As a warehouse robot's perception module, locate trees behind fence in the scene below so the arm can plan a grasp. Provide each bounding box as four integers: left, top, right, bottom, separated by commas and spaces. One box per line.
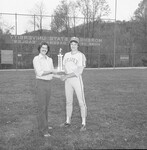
0, 0, 147, 69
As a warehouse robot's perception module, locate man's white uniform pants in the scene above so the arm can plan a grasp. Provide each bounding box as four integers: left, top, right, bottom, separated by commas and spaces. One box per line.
65, 76, 87, 120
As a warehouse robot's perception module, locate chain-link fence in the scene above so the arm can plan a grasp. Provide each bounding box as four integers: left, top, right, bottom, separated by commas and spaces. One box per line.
0, 12, 146, 69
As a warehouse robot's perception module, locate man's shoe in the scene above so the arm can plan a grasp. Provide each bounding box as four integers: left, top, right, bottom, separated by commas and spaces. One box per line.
60, 122, 71, 127
80, 124, 86, 131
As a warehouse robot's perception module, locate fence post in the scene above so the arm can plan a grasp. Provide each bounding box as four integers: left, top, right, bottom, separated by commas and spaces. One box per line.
98, 47, 100, 68
34, 14, 36, 31
132, 53, 134, 67
15, 13, 18, 70
15, 13, 17, 35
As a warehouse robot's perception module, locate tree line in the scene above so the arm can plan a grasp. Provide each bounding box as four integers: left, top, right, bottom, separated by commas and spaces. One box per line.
0, 0, 147, 68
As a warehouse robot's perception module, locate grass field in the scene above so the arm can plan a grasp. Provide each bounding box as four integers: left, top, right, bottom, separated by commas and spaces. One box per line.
0, 68, 147, 150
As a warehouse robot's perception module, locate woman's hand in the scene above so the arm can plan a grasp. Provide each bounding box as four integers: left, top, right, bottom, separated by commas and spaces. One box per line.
52, 69, 59, 74
60, 75, 67, 81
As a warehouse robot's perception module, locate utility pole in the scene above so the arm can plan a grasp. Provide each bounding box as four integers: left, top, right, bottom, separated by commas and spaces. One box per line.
113, 0, 117, 68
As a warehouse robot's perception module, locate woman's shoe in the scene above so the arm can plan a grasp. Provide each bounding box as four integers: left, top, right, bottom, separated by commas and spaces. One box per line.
44, 132, 51, 137
48, 126, 53, 130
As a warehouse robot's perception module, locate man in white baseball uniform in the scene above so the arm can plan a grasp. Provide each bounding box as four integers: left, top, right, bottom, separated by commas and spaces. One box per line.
60, 37, 87, 131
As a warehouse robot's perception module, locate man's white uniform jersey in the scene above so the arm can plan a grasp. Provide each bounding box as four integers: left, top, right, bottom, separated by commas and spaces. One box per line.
63, 51, 86, 76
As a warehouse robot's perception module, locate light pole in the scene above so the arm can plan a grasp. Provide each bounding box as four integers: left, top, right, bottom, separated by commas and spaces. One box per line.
15, 13, 18, 70
113, 0, 117, 68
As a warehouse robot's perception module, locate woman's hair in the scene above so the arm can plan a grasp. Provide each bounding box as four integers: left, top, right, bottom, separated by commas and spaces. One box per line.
38, 42, 50, 54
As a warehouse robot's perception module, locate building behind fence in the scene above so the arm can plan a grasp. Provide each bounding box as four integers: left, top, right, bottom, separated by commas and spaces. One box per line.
0, 13, 146, 69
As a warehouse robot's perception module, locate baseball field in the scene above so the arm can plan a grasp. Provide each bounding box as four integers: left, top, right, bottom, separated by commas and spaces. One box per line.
0, 68, 147, 149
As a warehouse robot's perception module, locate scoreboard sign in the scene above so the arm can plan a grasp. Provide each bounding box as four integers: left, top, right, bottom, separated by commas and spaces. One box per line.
5, 35, 102, 46
1, 50, 13, 64
120, 55, 129, 61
